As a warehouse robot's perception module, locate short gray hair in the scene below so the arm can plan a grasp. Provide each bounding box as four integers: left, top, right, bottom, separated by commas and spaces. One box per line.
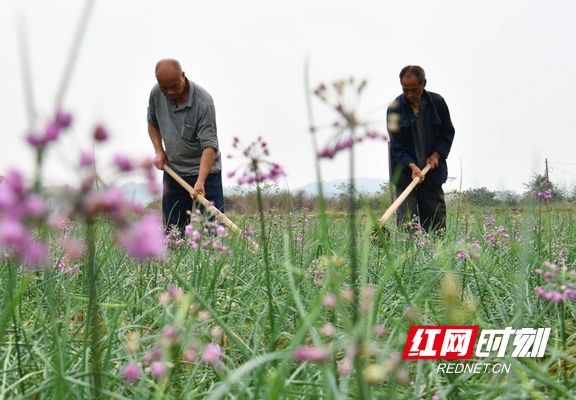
399, 65, 426, 84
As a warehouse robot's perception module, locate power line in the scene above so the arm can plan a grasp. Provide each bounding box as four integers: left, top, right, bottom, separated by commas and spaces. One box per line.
550, 167, 576, 177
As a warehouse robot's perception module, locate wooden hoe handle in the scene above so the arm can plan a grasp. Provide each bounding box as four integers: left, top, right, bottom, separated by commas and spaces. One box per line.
378, 163, 432, 224
163, 164, 259, 252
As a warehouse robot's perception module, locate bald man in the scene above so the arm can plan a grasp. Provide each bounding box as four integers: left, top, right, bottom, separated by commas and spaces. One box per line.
147, 59, 224, 232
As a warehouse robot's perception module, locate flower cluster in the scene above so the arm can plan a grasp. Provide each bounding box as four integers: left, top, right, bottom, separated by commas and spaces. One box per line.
227, 136, 286, 186
0, 170, 49, 265
120, 285, 225, 384
533, 188, 553, 200
25, 109, 73, 149
456, 238, 482, 260
482, 225, 511, 251
2, 109, 165, 266
534, 261, 576, 304
164, 212, 232, 256
293, 283, 407, 385
313, 78, 388, 160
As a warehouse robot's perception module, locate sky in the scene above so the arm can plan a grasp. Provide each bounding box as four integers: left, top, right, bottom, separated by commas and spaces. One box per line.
2, 0, 576, 195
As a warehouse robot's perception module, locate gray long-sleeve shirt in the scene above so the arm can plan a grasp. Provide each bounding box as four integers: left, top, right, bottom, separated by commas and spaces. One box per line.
147, 79, 221, 176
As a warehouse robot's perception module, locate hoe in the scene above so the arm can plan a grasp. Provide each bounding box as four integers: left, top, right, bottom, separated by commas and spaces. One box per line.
163, 164, 260, 252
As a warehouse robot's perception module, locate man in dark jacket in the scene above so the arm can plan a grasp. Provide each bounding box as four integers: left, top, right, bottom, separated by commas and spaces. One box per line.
387, 65, 455, 232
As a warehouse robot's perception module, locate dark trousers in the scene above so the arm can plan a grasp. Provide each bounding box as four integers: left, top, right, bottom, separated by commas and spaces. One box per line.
396, 179, 446, 232
162, 171, 225, 232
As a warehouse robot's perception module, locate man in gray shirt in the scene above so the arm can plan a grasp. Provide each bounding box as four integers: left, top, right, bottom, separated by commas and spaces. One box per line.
147, 58, 224, 232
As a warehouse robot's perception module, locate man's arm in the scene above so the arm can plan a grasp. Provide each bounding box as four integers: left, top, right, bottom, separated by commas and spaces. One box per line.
193, 147, 216, 198
148, 122, 167, 170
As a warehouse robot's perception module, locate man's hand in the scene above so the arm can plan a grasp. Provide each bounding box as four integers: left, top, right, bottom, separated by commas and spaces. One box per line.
153, 150, 168, 170
426, 151, 441, 170
191, 181, 206, 200
409, 163, 425, 183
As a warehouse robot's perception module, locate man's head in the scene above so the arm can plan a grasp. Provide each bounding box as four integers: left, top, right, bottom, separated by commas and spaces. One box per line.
399, 65, 426, 106
155, 59, 187, 102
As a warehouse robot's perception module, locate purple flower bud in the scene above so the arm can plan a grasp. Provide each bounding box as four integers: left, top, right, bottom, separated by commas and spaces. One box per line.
150, 361, 166, 380
143, 348, 162, 364
162, 325, 178, 341
25, 133, 45, 148
293, 346, 331, 363
121, 362, 141, 383
80, 150, 95, 167
114, 154, 134, 171
201, 343, 222, 366
93, 124, 109, 142
322, 293, 337, 309
564, 288, 576, 300
43, 123, 61, 142
55, 109, 73, 128
184, 348, 197, 362
118, 213, 164, 260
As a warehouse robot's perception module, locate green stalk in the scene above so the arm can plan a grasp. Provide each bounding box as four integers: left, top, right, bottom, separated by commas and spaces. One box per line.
256, 179, 276, 350
303, 58, 329, 244
84, 220, 102, 398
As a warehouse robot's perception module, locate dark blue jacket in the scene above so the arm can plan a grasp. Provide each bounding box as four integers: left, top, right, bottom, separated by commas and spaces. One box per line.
387, 90, 455, 187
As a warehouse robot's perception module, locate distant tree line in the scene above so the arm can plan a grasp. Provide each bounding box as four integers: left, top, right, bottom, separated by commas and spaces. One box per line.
218, 174, 576, 214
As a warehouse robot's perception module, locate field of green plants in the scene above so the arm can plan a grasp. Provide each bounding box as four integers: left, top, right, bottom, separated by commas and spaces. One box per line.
2, 4, 575, 396
2, 163, 576, 399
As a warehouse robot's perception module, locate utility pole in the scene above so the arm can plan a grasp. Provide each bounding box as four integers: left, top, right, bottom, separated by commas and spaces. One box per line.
545, 158, 549, 180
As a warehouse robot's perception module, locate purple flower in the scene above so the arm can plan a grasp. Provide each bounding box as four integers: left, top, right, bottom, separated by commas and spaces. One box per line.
79, 150, 95, 167
322, 293, 337, 309
184, 348, 197, 362
201, 343, 222, 366
93, 124, 109, 142
227, 137, 286, 186
150, 361, 166, 380
543, 271, 554, 281
121, 362, 141, 383
114, 154, 134, 171
162, 325, 178, 341
55, 109, 73, 127
293, 346, 331, 363
457, 250, 468, 260
24, 109, 73, 148
118, 213, 165, 260
143, 348, 163, 364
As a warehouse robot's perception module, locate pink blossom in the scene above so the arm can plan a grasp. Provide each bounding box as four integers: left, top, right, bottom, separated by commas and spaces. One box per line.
121, 362, 141, 383
114, 154, 134, 171
184, 348, 197, 362
118, 213, 165, 260
201, 343, 222, 366
0, 218, 28, 246
79, 150, 95, 167
162, 325, 178, 341
320, 324, 336, 337
293, 346, 331, 363
150, 362, 166, 380
93, 124, 109, 141
322, 293, 337, 309
55, 109, 73, 127
22, 241, 48, 265
216, 225, 226, 236
143, 348, 162, 364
